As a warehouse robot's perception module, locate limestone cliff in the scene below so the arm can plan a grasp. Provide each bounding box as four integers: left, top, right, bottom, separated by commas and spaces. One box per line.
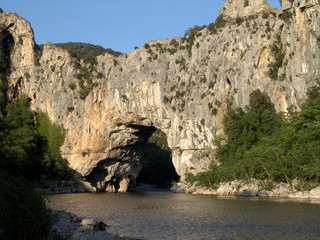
1, 0, 320, 192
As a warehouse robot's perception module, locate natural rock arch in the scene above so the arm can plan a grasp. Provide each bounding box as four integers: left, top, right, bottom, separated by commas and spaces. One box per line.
2, 0, 320, 192
85, 124, 157, 192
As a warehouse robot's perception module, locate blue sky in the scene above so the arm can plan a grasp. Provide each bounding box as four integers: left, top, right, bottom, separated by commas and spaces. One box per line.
2, 0, 281, 53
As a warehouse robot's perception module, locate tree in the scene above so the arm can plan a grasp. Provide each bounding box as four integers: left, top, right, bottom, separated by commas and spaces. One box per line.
187, 85, 320, 189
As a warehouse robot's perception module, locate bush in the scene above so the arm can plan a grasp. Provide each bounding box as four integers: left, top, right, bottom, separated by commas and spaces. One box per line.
143, 43, 150, 49
235, 17, 244, 26
34, 44, 43, 66
267, 34, 285, 80
280, 10, 293, 24
215, 14, 227, 29
262, 11, 269, 19
75, 66, 95, 100
68, 82, 76, 90
170, 39, 179, 48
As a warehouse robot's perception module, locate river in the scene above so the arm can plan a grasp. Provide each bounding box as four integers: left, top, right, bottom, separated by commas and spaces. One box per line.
47, 191, 320, 239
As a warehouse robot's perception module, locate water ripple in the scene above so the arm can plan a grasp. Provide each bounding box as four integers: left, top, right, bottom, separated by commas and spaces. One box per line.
47, 192, 320, 239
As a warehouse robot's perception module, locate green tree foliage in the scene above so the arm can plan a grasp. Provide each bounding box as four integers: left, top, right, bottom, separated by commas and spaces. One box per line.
1, 95, 44, 179
36, 112, 75, 180
280, 10, 293, 24
0, 94, 75, 180
54, 42, 122, 64
188, 86, 320, 189
137, 130, 179, 187
267, 34, 285, 80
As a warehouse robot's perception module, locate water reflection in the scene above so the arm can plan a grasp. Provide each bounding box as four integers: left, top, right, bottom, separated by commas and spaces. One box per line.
47, 192, 320, 239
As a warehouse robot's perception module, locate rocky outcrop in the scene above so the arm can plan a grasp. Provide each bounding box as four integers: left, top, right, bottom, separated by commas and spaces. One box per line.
51, 210, 135, 240
172, 180, 320, 199
1, 0, 320, 192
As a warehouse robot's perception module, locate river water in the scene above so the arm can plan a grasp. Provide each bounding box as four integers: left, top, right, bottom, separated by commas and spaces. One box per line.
47, 191, 320, 239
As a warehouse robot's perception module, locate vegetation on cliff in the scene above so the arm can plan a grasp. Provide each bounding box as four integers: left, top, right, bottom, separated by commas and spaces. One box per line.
0, 95, 75, 239
54, 42, 122, 64
187, 83, 320, 190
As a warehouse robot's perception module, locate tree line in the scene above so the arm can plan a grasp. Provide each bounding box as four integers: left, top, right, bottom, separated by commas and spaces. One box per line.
188, 83, 320, 191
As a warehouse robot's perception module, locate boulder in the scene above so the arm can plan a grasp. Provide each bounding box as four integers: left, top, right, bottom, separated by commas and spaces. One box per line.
310, 187, 320, 199
241, 189, 258, 197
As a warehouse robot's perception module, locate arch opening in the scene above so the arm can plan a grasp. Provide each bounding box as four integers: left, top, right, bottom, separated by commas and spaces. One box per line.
136, 129, 180, 190
84, 125, 179, 193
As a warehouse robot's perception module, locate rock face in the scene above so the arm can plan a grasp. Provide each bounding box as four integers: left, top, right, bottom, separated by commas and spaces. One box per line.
1, 0, 320, 192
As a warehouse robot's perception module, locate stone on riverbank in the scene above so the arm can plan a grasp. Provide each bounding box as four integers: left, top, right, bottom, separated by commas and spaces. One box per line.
310, 187, 320, 199
172, 180, 320, 200
51, 210, 132, 240
171, 182, 217, 195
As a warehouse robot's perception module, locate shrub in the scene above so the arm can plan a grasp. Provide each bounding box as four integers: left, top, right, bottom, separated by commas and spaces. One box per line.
170, 39, 179, 48
34, 45, 43, 66
211, 108, 218, 116
280, 10, 293, 24
235, 17, 244, 26
68, 82, 76, 90
267, 34, 285, 80
143, 43, 150, 49
167, 48, 177, 55
96, 72, 104, 79
200, 75, 207, 83
262, 11, 269, 19
215, 14, 227, 29
75, 66, 95, 99
163, 96, 169, 104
